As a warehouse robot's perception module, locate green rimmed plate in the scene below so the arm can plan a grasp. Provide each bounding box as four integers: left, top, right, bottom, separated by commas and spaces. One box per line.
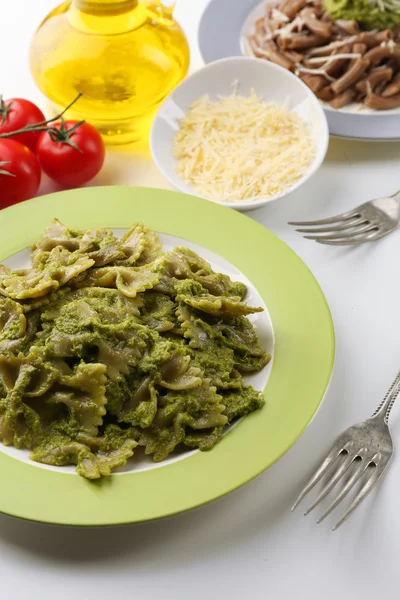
0, 186, 334, 526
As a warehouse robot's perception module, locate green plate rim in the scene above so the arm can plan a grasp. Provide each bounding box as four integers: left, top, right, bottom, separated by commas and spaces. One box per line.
0, 186, 335, 526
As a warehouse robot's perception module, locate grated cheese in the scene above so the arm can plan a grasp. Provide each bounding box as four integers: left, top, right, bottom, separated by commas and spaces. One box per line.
276, 17, 305, 38
271, 8, 290, 23
307, 37, 358, 56
172, 91, 316, 203
306, 53, 362, 63
295, 65, 335, 81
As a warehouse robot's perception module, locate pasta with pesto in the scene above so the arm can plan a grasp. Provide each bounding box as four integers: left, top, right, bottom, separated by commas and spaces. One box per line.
0, 220, 270, 479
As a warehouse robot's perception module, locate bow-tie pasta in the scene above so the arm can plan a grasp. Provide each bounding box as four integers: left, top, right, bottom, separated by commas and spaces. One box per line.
0, 220, 270, 479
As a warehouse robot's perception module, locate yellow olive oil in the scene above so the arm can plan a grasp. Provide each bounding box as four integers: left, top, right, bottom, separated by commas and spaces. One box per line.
30, 0, 190, 144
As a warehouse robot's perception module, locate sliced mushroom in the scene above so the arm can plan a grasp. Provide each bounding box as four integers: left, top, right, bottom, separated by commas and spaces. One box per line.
361, 30, 393, 50
352, 43, 367, 55
321, 10, 332, 22
299, 73, 327, 92
245, 0, 400, 113
364, 46, 400, 67
355, 67, 393, 94
375, 80, 388, 95
331, 58, 370, 95
335, 19, 359, 35
365, 92, 400, 109
325, 43, 353, 76
248, 38, 294, 70
284, 49, 304, 63
302, 14, 332, 39
381, 71, 400, 97
393, 23, 400, 42
280, 33, 326, 50
317, 86, 334, 101
330, 88, 356, 109
280, 0, 308, 20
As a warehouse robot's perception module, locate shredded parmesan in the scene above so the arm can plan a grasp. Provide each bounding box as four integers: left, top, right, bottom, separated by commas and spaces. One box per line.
172, 91, 315, 204
271, 8, 290, 23
295, 65, 335, 81
307, 37, 358, 56
276, 17, 305, 38
380, 40, 398, 49
305, 53, 362, 63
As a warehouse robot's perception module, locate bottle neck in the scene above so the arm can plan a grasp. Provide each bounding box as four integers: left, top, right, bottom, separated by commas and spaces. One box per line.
73, 0, 138, 15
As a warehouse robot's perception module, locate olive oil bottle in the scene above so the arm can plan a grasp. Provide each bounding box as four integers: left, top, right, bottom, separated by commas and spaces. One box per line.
30, 0, 190, 144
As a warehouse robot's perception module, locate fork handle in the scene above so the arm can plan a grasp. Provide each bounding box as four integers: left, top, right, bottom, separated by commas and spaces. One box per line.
372, 369, 400, 424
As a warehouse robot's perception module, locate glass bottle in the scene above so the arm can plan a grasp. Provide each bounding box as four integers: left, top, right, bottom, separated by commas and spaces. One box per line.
29, 0, 190, 144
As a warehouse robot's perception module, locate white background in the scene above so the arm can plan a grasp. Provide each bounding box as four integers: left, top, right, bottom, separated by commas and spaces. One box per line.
2, 1, 400, 599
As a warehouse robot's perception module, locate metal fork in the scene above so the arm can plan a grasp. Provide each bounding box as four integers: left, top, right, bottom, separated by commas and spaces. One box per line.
292, 369, 400, 529
289, 191, 400, 245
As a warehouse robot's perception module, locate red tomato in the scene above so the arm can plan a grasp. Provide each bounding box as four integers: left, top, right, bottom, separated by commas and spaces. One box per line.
36, 121, 105, 187
0, 139, 41, 209
0, 98, 45, 153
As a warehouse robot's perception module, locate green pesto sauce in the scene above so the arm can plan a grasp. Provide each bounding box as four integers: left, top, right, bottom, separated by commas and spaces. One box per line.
324, 0, 400, 30
0, 220, 268, 479
0, 318, 22, 341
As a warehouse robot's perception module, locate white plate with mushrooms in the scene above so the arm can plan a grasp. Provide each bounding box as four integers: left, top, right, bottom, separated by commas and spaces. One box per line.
198, 0, 400, 140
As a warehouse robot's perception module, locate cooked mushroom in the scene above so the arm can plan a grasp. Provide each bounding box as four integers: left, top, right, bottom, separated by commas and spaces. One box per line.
325, 44, 353, 75
330, 88, 356, 108
393, 23, 400, 42
335, 19, 359, 35
331, 58, 370, 95
302, 13, 332, 39
356, 67, 393, 94
299, 73, 327, 92
284, 49, 304, 62
352, 43, 367, 55
280, 0, 308, 20
364, 46, 400, 67
381, 71, 400, 97
365, 92, 400, 109
317, 86, 334, 101
248, 37, 294, 70
246, 0, 400, 110
361, 30, 393, 49
280, 33, 326, 50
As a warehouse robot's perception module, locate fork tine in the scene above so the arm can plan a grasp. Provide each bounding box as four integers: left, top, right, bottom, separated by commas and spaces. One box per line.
304, 224, 378, 242
291, 445, 345, 511
314, 230, 383, 246
303, 452, 355, 515
317, 460, 370, 524
288, 209, 360, 227
295, 218, 367, 234
333, 457, 391, 530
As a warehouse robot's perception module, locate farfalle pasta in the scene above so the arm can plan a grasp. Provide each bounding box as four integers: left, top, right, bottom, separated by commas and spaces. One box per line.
0, 220, 270, 479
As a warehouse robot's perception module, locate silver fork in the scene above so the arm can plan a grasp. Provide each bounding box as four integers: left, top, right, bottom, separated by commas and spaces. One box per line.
289, 191, 400, 245
292, 369, 400, 529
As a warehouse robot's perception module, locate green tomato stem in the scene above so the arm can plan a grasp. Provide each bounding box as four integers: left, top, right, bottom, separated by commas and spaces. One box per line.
0, 92, 84, 140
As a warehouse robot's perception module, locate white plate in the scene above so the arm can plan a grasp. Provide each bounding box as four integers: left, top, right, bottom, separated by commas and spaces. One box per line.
198, 0, 400, 140
150, 57, 328, 212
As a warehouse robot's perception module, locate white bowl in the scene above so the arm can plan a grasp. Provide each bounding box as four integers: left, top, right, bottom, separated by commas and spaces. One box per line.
150, 57, 329, 212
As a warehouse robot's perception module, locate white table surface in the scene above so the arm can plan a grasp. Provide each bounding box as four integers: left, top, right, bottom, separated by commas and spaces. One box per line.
2, 1, 400, 599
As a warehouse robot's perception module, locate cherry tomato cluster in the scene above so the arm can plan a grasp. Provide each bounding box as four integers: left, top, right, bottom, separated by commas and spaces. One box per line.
0, 95, 105, 210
